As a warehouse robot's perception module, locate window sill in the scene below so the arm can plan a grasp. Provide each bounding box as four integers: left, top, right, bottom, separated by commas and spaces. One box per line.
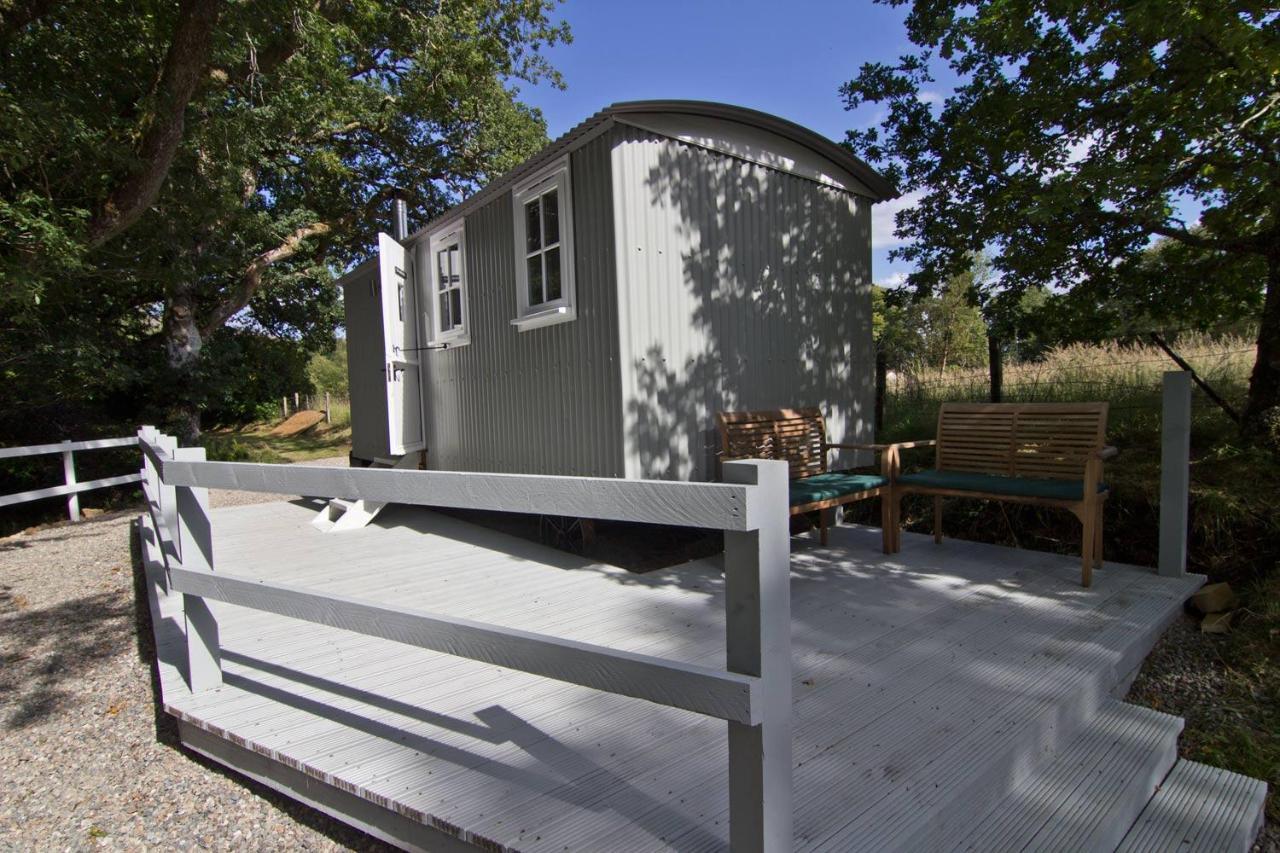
510, 304, 576, 332
426, 334, 471, 350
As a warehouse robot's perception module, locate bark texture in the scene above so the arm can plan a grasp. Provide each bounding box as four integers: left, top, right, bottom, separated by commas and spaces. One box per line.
1242, 253, 1280, 445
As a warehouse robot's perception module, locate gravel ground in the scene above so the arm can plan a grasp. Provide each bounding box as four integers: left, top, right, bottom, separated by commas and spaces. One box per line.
1127, 613, 1276, 853
0, 465, 392, 851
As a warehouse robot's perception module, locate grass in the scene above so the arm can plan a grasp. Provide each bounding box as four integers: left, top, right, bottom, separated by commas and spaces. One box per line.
203, 400, 351, 464
874, 333, 1278, 827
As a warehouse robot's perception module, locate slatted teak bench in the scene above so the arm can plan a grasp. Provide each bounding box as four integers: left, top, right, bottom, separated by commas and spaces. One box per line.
888, 402, 1118, 586
717, 407, 892, 551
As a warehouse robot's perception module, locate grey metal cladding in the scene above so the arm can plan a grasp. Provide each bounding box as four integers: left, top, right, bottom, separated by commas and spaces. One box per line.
610, 123, 876, 481
421, 131, 624, 477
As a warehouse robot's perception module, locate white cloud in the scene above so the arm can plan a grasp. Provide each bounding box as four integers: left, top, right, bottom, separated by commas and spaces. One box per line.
916, 90, 944, 106
876, 271, 909, 289
871, 189, 922, 249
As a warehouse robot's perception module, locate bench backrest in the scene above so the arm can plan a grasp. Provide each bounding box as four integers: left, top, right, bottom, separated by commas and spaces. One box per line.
936, 402, 1108, 479
717, 407, 827, 481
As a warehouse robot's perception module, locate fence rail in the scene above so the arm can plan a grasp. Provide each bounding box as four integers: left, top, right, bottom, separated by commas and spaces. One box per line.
135, 426, 794, 852
0, 435, 141, 519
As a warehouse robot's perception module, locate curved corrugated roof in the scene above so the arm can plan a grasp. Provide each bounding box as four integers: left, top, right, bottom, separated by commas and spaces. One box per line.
409, 99, 897, 241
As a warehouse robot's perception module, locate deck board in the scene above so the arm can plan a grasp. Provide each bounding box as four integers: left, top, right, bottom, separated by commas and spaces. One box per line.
140, 500, 1202, 851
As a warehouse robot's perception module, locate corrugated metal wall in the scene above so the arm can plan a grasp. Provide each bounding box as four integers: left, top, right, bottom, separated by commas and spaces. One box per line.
610, 123, 876, 481
420, 133, 625, 476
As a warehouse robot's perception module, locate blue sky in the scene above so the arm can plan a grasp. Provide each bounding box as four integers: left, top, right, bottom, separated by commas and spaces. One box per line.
519, 0, 925, 288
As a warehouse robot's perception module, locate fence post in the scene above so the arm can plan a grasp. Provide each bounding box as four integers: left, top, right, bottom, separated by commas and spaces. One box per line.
1159, 371, 1192, 577
60, 439, 80, 521
157, 434, 178, 550
173, 445, 221, 692
325, 391, 331, 423
722, 459, 792, 853
138, 426, 157, 499
282, 396, 288, 419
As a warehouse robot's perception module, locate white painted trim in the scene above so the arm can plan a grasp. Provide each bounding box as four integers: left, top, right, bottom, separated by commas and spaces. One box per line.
157, 458, 756, 530
423, 218, 471, 348
167, 565, 760, 723
512, 157, 576, 328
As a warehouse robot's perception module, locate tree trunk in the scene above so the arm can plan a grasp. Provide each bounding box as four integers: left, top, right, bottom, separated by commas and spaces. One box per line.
1242, 252, 1280, 445
162, 282, 204, 443
988, 333, 1003, 403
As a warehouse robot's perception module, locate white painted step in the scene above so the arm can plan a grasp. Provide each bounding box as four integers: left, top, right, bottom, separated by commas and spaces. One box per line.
1117, 759, 1267, 853
309, 455, 417, 532
949, 700, 1181, 852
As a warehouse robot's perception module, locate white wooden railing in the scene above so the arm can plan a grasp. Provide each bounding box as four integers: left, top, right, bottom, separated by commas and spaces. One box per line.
136, 425, 794, 852
0, 436, 143, 520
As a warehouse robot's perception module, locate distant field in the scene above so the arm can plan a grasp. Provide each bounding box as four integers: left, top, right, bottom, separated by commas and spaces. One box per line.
203, 399, 351, 464
882, 333, 1256, 444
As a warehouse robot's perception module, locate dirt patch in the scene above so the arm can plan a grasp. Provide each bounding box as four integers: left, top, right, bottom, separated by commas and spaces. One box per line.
269, 410, 326, 437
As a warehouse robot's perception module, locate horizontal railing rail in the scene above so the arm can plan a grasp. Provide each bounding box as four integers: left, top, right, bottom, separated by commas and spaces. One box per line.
135, 425, 793, 852
1, 435, 142, 520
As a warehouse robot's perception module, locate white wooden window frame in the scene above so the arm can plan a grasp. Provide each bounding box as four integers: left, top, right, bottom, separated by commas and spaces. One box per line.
425, 220, 470, 347
511, 159, 576, 331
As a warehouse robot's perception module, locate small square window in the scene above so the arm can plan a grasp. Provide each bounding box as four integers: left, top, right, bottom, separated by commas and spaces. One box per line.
424, 221, 469, 346
512, 160, 575, 331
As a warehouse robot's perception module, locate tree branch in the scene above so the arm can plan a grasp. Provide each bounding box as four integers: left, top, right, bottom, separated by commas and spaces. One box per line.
86, 0, 223, 249
202, 219, 334, 335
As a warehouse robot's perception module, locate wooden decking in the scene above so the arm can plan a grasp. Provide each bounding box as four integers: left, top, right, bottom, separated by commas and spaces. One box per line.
137, 500, 1264, 852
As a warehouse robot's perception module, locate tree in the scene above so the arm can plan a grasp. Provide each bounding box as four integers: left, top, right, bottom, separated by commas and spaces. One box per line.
0, 0, 567, 439
842, 1, 1279, 440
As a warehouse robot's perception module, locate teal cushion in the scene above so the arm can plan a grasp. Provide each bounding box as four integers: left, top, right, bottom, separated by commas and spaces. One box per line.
789, 472, 888, 506
897, 470, 1107, 501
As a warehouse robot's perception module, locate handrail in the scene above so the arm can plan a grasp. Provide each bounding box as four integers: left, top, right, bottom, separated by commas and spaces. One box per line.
0, 434, 142, 520
136, 425, 794, 851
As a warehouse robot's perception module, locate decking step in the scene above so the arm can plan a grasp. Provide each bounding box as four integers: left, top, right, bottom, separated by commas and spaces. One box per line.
1117, 759, 1267, 853
949, 700, 1181, 852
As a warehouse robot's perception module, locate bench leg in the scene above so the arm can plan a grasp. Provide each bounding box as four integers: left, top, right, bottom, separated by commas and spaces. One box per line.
819, 509, 829, 546
932, 497, 943, 545
1080, 503, 1096, 587
1094, 503, 1104, 570
891, 491, 903, 553
879, 493, 893, 554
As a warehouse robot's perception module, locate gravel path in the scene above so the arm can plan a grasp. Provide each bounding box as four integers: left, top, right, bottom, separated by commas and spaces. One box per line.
0, 476, 391, 851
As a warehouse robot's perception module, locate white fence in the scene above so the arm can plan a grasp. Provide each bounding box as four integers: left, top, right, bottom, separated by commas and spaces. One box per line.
0, 436, 142, 520
136, 425, 794, 852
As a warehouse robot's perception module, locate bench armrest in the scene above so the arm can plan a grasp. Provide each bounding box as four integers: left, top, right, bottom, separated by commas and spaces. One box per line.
887, 439, 937, 451
822, 442, 891, 452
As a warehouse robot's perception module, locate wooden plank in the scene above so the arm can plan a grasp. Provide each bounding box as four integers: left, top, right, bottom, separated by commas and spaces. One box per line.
166, 566, 760, 724
0, 472, 142, 508
159, 459, 755, 530
0, 435, 137, 459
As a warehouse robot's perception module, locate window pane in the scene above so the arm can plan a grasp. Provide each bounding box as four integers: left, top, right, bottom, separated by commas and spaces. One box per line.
439, 293, 452, 330
449, 246, 460, 283
450, 289, 462, 328
527, 254, 543, 305
543, 189, 559, 246
437, 250, 447, 292
545, 246, 561, 302
525, 200, 541, 253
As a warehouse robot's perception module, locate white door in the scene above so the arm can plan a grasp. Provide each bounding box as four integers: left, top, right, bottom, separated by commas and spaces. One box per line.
377, 232, 425, 454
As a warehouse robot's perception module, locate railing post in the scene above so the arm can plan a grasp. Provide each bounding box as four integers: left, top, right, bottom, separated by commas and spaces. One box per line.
1159, 371, 1192, 577
174, 445, 221, 692
721, 459, 792, 852
157, 434, 179, 546
61, 440, 80, 521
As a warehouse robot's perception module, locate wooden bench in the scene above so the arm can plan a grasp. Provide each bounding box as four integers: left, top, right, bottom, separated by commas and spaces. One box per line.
888, 402, 1118, 586
717, 407, 892, 552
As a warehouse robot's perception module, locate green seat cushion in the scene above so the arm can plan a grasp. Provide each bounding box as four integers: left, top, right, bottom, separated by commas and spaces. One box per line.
897, 470, 1107, 501
789, 472, 888, 506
